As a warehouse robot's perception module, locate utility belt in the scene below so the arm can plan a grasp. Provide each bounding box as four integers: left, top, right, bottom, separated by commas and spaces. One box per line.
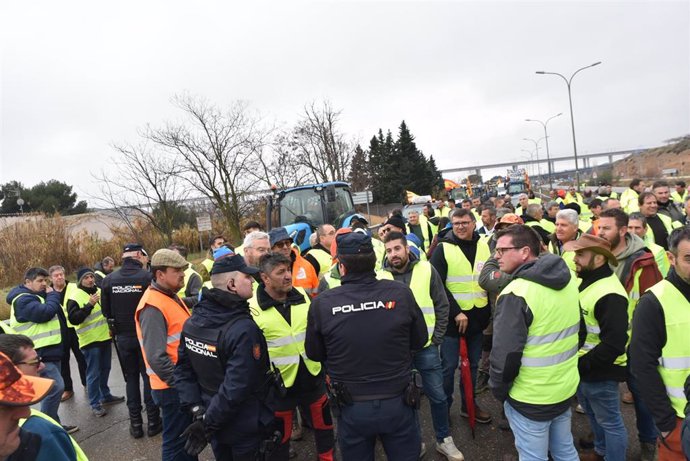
327, 370, 423, 417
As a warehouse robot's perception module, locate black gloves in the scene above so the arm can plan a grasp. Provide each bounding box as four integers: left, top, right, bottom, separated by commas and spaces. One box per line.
181, 405, 209, 457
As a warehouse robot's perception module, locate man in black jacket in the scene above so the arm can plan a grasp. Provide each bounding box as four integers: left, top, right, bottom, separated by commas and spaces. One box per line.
175, 254, 275, 460
564, 234, 629, 461
100, 243, 161, 438
305, 232, 427, 461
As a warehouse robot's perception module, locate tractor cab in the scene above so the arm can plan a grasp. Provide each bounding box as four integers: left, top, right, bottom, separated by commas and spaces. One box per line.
266, 181, 356, 252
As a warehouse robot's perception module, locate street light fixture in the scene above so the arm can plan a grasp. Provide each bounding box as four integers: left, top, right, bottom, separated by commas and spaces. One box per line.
525, 113, 562, 190
536, 61, 601, 192
522, 137, 546, 184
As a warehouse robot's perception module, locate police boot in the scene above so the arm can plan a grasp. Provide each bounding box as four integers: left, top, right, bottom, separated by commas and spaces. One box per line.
129, 413, 144, 439
147, 411, 162, 437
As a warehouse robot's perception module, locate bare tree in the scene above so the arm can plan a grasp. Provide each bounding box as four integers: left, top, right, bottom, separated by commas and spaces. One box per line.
146, 95, 267, 240
93, 142, 189, 244
290, 100, 354, 184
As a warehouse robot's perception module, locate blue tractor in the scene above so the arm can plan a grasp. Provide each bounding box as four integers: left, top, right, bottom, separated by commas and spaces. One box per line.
265, 181, 357, 253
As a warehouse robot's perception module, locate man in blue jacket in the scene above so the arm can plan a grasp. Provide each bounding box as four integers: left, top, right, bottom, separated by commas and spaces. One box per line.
6, 267, 77, 432
175, 254, 275, 460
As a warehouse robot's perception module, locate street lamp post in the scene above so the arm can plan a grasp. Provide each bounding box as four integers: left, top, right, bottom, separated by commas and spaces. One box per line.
525, 113, 562, 191
521, 149, 535, 177
536, 61, 601, 192
523, 137, 545, 184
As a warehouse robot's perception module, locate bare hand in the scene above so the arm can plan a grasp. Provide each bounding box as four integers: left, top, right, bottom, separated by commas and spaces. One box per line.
45, 286, 54, 293
455, 313, 469, 334
89, 294, 99, 305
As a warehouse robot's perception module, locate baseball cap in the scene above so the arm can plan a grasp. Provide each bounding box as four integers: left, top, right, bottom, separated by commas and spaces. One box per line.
269, 227, 292, 247
211, 254, 260, 275
0, 352, 54, 406
562, 234, 618, 266
123, 243, 146, 254
337, 232, 374, 256
150, 249, 189, 269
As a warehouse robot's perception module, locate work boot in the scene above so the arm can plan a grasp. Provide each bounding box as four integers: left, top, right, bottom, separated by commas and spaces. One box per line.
578, 431, 594, 449
435, 436, 464, 461
147, 412, 163, 437
578, 450, 604, 461
61, 390, 74, 402
621, 390, 634, 404
640, 442, 657, 461
460, 405, 492, 424
475, 371, 489, 394
129, 413, 144, 439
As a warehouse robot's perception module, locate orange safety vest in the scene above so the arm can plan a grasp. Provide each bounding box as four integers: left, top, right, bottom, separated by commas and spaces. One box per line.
134, 287, 191, 390
291, 248, 319, 297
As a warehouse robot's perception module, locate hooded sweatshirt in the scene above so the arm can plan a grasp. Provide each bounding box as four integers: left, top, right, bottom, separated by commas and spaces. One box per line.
490, 253, 580, 421
612, 233, 662, 294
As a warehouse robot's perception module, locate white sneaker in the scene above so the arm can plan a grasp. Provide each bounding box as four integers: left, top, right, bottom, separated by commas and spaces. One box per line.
435, 436, 464, 461
419, 442, 426, 458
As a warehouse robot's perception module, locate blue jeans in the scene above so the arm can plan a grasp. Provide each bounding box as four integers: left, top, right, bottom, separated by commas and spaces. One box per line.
504, 401, 578, 461
338, 396, 420, 461
82, 343, 114, 409
414, 344, 450, 441
440, 332, 482, 409
577, 380, 628, 461
39, 361, 65, 423
151, 387, 197, 461
627, 359, 659, 443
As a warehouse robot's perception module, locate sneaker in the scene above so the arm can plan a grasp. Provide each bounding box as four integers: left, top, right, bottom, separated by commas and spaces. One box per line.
130, 423, 144, 439
459, 405, 492, 424
60, 391, 74, 402
435, 436, 464, 461
101, 395, 125, 406
640, 442, 657, 461
578, 450, 604, 461
419, 442, 426, 458
475, 371, 490, 394
92, 406, 107, 417
575, 403, 585, 414
621, 390, 634, 404
62, 425, 79, 434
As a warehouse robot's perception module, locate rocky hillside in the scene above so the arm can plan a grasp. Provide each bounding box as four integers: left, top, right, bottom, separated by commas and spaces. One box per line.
614, 135, 690, 182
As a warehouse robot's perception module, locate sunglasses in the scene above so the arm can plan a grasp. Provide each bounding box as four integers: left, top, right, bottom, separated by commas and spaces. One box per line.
17, 356, 43, 367
273, 240, 292, 249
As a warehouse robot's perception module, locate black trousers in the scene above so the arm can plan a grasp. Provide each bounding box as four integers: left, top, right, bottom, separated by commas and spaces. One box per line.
115, 335, 159, 420
61, 327, 86, 392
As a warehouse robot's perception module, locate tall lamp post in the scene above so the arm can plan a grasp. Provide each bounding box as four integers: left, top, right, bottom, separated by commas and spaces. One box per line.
526, 113, 562, 191
536, 61, 601, 192
521, 149, 535, 177
522, 137, 545, 183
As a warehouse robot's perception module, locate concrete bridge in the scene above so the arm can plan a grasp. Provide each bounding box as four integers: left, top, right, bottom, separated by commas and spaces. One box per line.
440, 148, 648, 177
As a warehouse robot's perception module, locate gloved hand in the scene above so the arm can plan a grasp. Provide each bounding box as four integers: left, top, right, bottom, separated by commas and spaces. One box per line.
180, 406, 208, 457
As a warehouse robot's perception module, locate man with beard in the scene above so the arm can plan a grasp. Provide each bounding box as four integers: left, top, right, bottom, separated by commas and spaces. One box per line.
381, 232, 463, 460
564, 235, 629, 461
597, 208, 663, 460
66, 268, 124, 417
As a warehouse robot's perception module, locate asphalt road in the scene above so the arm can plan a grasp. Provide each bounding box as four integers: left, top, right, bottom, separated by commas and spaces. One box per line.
58, 346, 646, 461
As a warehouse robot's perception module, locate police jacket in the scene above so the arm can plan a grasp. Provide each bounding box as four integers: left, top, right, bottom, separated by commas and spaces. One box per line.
175, 287, 274, 444
6, 286, 63, 362
100, 258, 152, 337
305, 271, 427, 398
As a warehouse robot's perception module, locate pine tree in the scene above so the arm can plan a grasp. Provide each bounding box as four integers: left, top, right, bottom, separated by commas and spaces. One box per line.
348, 144, 371, 192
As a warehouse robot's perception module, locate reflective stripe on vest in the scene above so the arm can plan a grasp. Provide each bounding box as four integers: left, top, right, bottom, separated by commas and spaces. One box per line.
249, 287, 321, 388
442, 240, 490, 310
10, 293, 62, 349
68, 287, 111, 349
177, 266, 201, 298
379, 261, 437, 347
498, 274, 581, 405
577, 273, 628, 366
20, 409, 89, 461
648, 280, 690, 417
134, 287, 191, 390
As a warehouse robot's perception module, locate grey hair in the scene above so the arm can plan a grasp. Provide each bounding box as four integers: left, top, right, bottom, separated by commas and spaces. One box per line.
546, 201, 560, 209
48, 265, 65, 275
518, 193, 528, 200
526, 203, 542, 218
243, 231, 270, 248
556, 209, 579, 226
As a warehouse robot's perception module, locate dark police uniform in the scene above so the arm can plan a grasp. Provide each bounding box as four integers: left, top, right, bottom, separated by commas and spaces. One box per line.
305, 232, 428, 461
175, 255, 275, 461
100, 244, 161, 436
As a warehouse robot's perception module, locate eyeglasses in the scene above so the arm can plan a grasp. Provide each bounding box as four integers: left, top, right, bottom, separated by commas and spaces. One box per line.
494, 247, 520, 257
273, 240, 292, 249
16, 356, 43, 367
452, 221, 474, 227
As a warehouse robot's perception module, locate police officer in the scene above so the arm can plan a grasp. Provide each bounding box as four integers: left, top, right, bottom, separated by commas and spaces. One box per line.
100, 243, 162, 438
175, 254, 275, 461
305, 232, 428, 460
251, 253, 335, 460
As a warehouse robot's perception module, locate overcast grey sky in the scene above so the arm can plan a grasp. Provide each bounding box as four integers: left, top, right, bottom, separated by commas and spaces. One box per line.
1, 1, 688, 198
